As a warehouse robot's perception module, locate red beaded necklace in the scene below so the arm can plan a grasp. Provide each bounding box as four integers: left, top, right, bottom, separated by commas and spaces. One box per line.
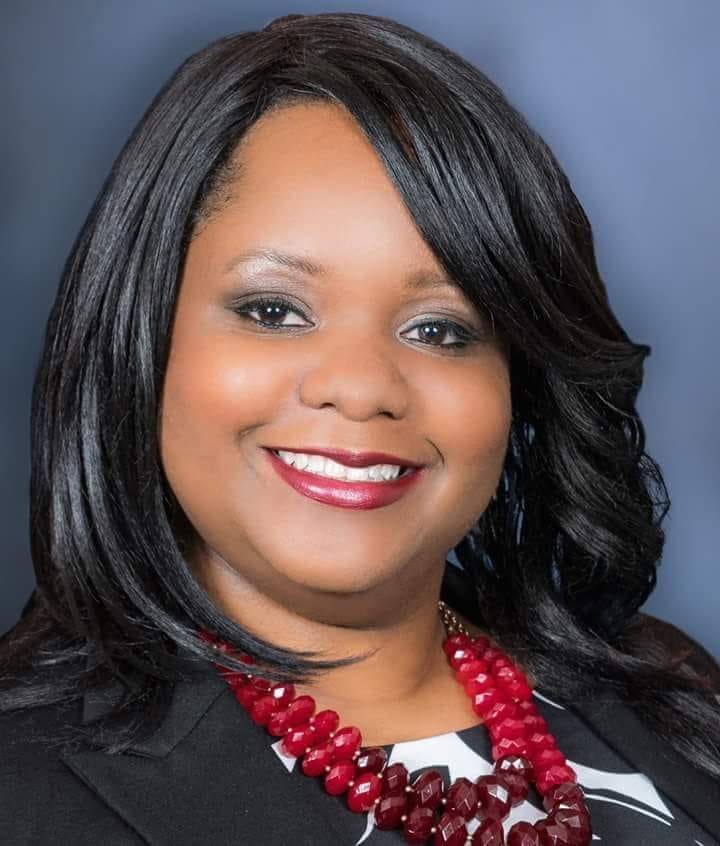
199, 600, 592, 845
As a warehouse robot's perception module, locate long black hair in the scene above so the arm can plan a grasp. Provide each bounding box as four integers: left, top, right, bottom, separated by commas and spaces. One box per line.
2, 11, 719, 777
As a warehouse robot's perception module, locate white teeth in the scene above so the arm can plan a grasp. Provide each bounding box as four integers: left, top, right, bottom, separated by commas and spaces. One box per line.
276, 450, 405, 482
293, 453, 309, 470
306, 454, 325, 474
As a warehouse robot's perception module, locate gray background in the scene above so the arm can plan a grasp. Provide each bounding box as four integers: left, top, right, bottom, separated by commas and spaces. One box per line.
2, 2, 718, 658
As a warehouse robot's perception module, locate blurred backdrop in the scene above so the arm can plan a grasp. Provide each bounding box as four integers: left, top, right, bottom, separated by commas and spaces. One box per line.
1, 1, 718, 657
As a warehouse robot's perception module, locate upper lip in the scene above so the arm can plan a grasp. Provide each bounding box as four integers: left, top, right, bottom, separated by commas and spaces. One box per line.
264, 446, 425, 468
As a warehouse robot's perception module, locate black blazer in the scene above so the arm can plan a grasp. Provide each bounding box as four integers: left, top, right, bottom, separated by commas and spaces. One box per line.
2, 640, 720, 845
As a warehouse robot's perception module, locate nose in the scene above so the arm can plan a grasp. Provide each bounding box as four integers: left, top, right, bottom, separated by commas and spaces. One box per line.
297, 332, 411, 421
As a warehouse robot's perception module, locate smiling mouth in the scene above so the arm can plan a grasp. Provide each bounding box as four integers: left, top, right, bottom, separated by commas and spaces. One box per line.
263, 446, 424, 510
267, 449, 414, 482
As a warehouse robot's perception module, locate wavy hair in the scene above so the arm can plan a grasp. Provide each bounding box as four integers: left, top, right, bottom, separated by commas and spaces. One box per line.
2, 11, 719, 777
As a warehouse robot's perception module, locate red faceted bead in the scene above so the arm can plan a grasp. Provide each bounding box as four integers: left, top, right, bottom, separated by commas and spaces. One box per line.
475, 774, 512, 822
300, 740, 334, 777
266, 708, 293, 736
465, 673, 496, 696
480, 647, 505, 664
534, 819, 573, 845
249, 694, 279, 725
269, 681, 296, 706
470, 635, 490, 656
489, 718, 526, 741
536, 766, 577, 797
494, 754, 534, 780
444, 633, 472, 657
498, 773, 529, 806
331, 726, 362, 760
516, 700, 537, 715
285, 694, 316, 726
382, 762, 409, 796
410, 769, 445, 810
281, 722, 315, 757
226, 670, 254, 689
494, 665, 526, 685
492, 736, 530, 760
507, 821, 541, 845
456, 659, 490, 684
249, 676, 272, 694
505, 680, 533, 702
494, 755, 533, 805
347, 772, 383, 812
374, 793, 408, 829
403, 805, 435, 843
309, 708, 340, 742
471, 817, 505, 845
235, 684, 261, 710
445, 777, 479, 820
449, 647, 477, 670
355, 746, 388, 775
542, 783, 586, 814
434, 811, 467, 846
482, 701, 519, 727
522, 715, 547, 734
551, 808, 592, 844
324, 760, 356, 795
532, 747, 564, 770
471, 688, 504, 718
528, 744, 565, 767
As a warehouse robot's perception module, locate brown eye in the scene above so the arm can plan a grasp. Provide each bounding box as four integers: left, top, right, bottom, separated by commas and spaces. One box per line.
403, 319, 477, 351
232, 296, 308, 328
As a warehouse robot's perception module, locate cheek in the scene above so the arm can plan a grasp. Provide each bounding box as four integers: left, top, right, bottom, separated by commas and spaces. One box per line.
160, 334, 286, 445
428, 357, 512, 465
157, 330, 289, 518
158, 331, 289, 536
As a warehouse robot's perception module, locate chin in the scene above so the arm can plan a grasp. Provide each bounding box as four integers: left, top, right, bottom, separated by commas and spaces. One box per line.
288, 565, 390, 595
267, 551, 395, 596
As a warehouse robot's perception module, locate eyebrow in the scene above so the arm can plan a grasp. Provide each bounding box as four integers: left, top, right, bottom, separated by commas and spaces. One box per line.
223, 248, 458, 292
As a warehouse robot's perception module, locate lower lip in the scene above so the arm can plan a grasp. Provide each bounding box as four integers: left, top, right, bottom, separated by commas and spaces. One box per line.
264, 448, 425, 509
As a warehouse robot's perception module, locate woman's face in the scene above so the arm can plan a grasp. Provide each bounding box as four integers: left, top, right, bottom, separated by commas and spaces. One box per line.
159, 101, 511, 623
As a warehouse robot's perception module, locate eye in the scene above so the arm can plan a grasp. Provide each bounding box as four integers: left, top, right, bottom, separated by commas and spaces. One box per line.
231, 296, 481, 353
403, 319, 477, 351
232, 296, 308, 328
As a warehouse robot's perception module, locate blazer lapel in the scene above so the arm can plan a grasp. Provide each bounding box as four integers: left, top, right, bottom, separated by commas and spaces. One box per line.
60, 650, 346, 845
571, 686, 720, 842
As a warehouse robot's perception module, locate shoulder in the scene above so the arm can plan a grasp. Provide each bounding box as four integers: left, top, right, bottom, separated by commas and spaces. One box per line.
629, 612, 720, 693
0, 702, 137, 844
0, 700, 83, 798
0, 697, 79, 760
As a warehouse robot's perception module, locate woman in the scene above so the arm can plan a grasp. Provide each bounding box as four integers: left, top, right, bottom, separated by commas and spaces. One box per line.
1, 11, 719, 845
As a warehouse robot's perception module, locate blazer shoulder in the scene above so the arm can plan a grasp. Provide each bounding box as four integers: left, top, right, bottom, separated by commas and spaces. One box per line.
0, 702, 139, 844
0, 700, 86, 797
631, 612, 720, 693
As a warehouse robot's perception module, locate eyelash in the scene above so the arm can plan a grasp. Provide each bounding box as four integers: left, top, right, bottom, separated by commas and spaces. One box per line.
231, 296, 480, 352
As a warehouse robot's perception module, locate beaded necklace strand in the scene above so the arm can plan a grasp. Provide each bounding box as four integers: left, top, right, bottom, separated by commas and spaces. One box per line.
199, 601, 591, 845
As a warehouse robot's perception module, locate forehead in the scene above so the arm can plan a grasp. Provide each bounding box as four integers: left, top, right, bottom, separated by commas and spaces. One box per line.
195, 101, 447, 285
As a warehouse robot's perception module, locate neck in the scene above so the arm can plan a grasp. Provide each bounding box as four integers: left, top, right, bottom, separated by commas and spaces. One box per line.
195, 551, 509, 746
193, 551, 467, 711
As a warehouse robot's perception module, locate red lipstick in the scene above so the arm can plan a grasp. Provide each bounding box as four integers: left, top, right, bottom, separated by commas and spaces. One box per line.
264, 448, 425, 509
